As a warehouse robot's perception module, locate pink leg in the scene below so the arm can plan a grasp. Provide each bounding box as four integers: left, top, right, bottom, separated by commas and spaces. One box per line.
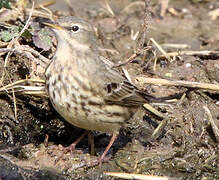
68, 131, 89, 152
97, 133, 118, 164
55, 131, 88, 164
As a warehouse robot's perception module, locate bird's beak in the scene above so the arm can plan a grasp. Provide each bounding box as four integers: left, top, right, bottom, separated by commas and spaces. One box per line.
43, 22, 64, 30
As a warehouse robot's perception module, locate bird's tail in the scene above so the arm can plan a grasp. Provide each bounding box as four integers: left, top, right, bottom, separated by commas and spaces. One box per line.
140, 91, 182, 103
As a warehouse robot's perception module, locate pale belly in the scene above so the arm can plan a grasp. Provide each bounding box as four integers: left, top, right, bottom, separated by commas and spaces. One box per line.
51, 99, 129, 133
46, 75, 133, 134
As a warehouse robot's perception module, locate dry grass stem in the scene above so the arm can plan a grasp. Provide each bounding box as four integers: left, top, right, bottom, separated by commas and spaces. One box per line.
157, 50, 219, 60
0, 46, 50, 67
35, 0, 56, 9
136, 0, 151, 51
0, 79, 45, 89
136, 77, 219, 91
151, 118, 168, 139
143, 103, 168, 139
150, 38, 171, 61
113, 47, 150, 68
203, 106, 219, 142
38, 5, 54, 20
112, 52, 139, 68
0, 79, 46, 96
25, 9, 57, 19
0, 41, 9, 48
103, 0, 115, 17
104, 172, 172, 180
177, 92, 187, 105
153, 52, 158, 71
0, 85, 46, 96
161, 43, 191, 49
143, 103, 166, 119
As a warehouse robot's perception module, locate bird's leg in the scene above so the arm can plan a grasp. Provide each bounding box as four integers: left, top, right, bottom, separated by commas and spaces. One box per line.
55, 130, 89, 165
97, 133, 118, 164
88, 132, 95, 156
68, 130, 89, 153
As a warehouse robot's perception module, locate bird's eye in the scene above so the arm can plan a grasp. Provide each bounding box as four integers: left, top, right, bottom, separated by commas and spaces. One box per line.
71, 25, 79, 32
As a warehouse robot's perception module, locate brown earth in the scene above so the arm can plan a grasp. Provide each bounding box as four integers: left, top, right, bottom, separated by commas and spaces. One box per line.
0, 0, 218, 179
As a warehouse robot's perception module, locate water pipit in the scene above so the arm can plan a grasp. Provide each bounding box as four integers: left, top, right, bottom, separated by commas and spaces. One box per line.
44, 16, 161, 165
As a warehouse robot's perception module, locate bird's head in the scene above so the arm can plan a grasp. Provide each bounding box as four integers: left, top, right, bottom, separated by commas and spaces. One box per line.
44, 16, 97, 49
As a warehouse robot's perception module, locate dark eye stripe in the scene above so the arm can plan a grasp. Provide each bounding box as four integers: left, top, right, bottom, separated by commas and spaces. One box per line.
64, 26, 72, 31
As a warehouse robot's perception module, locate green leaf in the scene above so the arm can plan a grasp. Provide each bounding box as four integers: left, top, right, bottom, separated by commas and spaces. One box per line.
9, 25, 20, 35
32, 28, 53, 51
0, 30, 13, 41
22, 29, 32, 39
0, 0, 11, 9
0, 25, 20, 42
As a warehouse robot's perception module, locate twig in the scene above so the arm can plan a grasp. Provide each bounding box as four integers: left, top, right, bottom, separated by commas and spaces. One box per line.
35, 0, 56, 8
135, 77, 219, 91
19, 45, 50, 64
0, 79, 46, 96
112, 46, 151, 68
153, 50, 158, 71
136, 0, 151, 51
104, 172, 172, 180
25, 9, 57, 19
161, 43, 190, 49
44, 134, 49, 147
143, 103, 166, 119
0, 46, 50, 66
203, 106, 219, 142
103, 0, 115, 17
112, 52, 139, 68
130, 29, 139, 40
0, 79, 45, 90
143, 103, 168, 139
156, 50, 219, 60
0, 85, 45, 94
177, 92, 186, 105
8, 76, 18, 122
16, 1, 35, 42
150, 38, 171, 61
151, 118, 168, 139
0, 41, 9, 48
39, 4, 54, 21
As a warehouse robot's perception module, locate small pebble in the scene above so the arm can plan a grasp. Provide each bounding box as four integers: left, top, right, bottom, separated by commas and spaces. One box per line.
185, 63, 191, 68
165, 72, 172, 78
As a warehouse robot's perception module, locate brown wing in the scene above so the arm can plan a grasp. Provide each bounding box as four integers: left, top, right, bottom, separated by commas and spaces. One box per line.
98, 56, 157, 106
104, 80, 157, 106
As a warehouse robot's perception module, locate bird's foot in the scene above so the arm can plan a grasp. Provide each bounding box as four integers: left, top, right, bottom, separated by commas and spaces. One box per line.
54, 131, 89, 165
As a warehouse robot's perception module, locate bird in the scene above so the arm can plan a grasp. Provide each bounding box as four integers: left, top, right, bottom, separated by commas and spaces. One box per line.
44, 16, 163, 165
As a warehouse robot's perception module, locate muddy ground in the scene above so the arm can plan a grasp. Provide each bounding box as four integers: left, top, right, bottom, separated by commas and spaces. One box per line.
0, 0, 218, 179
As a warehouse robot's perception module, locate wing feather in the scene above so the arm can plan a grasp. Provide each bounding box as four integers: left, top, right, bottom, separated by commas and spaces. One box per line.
98, 56, 157, 106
